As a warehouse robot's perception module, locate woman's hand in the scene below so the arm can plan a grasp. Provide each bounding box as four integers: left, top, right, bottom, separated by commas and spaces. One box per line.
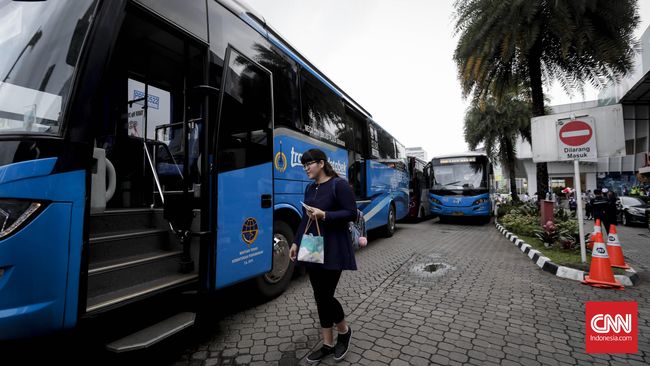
307, 207, 326, 220
289, 243, 298, 262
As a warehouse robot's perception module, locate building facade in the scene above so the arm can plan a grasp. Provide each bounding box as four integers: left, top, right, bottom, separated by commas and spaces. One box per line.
406, 147, 428, 161
516, 25, 650, 196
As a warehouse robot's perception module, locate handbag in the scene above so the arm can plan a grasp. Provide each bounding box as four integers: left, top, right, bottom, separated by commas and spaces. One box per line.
331, 178, 367, 250
297, 218, 325, 263
350, 209, 367, 250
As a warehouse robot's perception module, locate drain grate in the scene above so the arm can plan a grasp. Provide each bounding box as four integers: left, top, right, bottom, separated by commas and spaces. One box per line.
423, 263, 443, 272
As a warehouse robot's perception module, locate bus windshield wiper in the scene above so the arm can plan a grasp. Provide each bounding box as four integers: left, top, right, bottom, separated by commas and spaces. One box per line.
443, 181, 461, 186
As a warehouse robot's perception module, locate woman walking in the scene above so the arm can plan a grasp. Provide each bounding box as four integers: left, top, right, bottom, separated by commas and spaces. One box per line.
289, 149, 357, 363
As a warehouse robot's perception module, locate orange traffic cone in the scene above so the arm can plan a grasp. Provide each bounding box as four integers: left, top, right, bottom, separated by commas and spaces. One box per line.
606, 225, 630, 269
587, 219, 602, 251
582, 232, 624, 290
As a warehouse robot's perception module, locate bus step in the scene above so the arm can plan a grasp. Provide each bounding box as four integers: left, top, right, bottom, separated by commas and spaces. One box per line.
86, 273, 198, 313
87, 252, 187, 302
88, 250, 183, 276
105, 312, 195, 353
90, 208, 165, 236
89, 229, 174, 264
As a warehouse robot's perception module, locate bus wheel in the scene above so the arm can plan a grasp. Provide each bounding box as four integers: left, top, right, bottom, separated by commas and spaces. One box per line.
381, 204, 396, 237
255, 221, 294, 298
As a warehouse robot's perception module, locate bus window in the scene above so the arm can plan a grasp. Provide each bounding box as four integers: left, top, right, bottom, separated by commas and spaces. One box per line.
300, 70, 347, 147
256, 45, 301, 132
217, 48, 273, 172
395, 141, 407, 159
377, 127, 396, 159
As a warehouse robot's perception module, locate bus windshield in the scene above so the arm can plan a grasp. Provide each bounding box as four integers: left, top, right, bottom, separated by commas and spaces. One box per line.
432, 162, 486, 191
0, 0, 96, 136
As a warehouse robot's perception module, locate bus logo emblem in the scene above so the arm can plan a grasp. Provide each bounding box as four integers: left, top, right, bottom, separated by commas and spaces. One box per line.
274, 151, 287, 173
241, 217, 259, 245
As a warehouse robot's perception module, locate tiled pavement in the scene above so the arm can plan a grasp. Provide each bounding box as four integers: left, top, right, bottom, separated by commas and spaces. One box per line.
176, 219, 650, 366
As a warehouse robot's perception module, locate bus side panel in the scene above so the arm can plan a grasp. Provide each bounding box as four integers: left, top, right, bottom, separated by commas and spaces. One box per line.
0, 159, 85, 339
361, 193, 391, 231
215, 163, 273, 289
272, 131, 354, 230
394, 169, 410, 221
273, 130, 349, 181
364, 160, 409, 229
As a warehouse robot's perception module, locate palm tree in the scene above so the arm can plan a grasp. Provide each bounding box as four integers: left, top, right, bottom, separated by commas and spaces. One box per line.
454, 0, 639, 199
464, 95, 532, 201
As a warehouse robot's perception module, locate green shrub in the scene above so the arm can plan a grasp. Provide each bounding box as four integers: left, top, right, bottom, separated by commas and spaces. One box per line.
500, 213, 539, 237
496, 200, 524, 218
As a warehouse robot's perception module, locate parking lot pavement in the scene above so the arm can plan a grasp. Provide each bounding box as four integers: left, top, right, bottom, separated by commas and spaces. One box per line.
596, 221, 650, 273
177, 218, 650, 366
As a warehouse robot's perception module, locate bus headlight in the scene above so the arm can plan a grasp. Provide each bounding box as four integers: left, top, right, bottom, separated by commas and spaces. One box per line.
430, 197, 442, 205
473, 198, 488, 206
0, 200, 45, 240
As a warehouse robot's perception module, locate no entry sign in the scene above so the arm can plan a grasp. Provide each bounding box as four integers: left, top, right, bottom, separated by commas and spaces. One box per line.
556, 118, 597, 161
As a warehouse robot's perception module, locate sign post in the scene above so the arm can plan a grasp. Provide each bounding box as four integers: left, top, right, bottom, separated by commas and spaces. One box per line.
557, 117, 597, 263
532, 105, 625, 263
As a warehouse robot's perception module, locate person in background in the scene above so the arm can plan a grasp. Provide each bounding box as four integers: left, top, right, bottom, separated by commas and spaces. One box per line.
522, 192, 529, 202
591, 189, 607, 227
569, 194, 577, 216
604, 190, 618, 235
584, 190, 593, 220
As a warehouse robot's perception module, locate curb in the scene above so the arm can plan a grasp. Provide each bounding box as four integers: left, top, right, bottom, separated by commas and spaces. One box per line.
494, 221, 641, 287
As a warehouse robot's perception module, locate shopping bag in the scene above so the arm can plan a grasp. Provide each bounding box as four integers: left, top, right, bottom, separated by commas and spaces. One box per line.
350, 209, 367, 250
298, 218, 324, 263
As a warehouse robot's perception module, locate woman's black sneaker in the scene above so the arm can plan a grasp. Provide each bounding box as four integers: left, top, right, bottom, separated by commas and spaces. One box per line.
306, 345, 335, 363
333, 326, 352, 361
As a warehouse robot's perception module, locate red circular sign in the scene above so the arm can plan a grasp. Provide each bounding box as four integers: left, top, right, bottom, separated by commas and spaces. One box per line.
559, 120, 593, 147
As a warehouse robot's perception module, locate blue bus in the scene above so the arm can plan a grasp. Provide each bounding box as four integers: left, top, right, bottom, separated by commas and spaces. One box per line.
0, 0, 407, 346
428, 152, 494, 222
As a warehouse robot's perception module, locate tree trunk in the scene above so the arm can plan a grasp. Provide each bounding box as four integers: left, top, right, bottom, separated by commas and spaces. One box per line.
527, 46, 548, 200
504, 137, 519, 201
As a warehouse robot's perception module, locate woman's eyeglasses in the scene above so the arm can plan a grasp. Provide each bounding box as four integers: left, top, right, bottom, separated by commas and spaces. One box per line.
302, 161, 318, 169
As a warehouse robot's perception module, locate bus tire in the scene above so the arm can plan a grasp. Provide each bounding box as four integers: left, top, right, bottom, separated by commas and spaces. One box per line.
254, 221, 295, 299
380, 204, 396, 237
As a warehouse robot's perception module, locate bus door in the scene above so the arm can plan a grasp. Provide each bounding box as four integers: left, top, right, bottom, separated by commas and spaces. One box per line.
214, 47, 274, 289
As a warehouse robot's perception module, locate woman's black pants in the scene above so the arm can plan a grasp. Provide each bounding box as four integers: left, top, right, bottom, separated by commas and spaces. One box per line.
307, 267, 344, 328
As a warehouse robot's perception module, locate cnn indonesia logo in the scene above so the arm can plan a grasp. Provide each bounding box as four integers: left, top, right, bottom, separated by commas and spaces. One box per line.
586, 302, 637, 354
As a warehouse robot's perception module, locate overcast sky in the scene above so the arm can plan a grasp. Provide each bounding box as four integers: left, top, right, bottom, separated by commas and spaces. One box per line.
245, 0, 650, 158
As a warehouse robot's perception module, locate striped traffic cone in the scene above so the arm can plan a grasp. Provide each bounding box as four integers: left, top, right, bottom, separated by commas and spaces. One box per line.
582, 232, 624, 290
606, 225, 631, 269
587, 219, 602, 251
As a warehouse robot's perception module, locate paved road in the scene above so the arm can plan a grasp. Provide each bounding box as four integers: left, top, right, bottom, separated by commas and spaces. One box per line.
174, 218, 650, 366
6, 218, 646, 365
585, 220, 650, 273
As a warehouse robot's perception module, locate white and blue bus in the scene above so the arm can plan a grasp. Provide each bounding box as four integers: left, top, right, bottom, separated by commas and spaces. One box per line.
0, 0, 408, 346
428, 152, 494, 222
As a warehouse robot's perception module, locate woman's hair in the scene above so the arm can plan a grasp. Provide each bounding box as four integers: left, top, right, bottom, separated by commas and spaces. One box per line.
300, 148, 339, 178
